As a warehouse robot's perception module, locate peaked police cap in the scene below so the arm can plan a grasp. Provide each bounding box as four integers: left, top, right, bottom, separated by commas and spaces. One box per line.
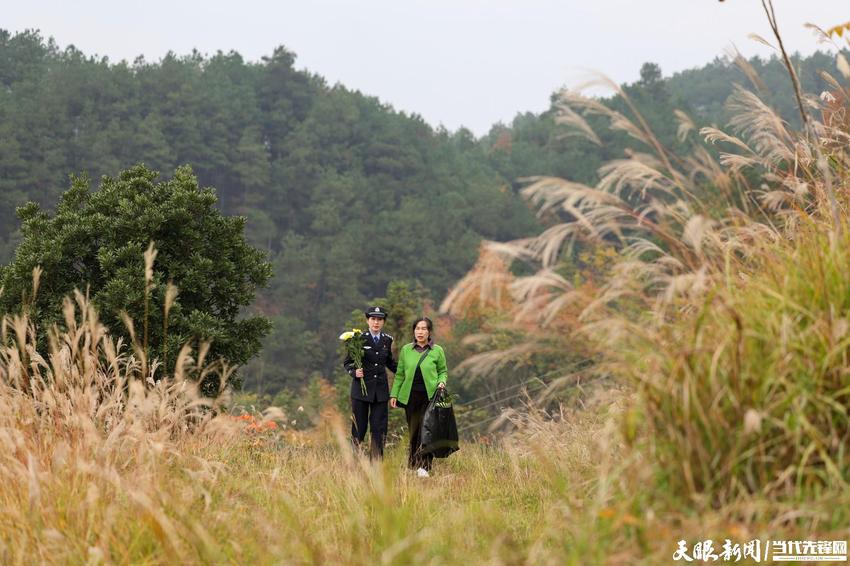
365, 306, 387, 319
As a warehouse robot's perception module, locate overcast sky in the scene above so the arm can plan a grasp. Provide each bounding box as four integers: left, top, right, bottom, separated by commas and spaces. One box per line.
5, 1, 848, 135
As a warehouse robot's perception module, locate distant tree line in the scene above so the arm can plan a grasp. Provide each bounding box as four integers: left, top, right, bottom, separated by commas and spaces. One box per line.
0, 29, 841, 395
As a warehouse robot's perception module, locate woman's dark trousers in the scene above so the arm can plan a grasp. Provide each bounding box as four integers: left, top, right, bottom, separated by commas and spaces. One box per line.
404, 389, 434, 471
351, 398, 388, 459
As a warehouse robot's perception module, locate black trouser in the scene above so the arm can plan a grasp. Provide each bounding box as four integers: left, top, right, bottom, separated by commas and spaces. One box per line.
351, 397, 388, 459
404, 389, 434, 471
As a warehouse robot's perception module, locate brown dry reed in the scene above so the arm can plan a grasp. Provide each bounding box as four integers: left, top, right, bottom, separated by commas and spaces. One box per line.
0, 279, 671, 564
443, 39, 850, 507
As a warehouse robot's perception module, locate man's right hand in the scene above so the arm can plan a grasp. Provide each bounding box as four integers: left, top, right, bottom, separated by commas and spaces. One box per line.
390, 398, 397, 408
355, 368, 364, 378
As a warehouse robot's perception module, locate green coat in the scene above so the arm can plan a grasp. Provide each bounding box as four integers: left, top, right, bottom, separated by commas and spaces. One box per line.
390, 343, 448, 404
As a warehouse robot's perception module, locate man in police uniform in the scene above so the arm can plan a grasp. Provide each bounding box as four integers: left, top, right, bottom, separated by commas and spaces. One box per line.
343, 306, 397, 459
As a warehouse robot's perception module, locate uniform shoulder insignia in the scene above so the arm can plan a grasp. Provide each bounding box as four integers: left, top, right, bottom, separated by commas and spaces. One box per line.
384, 333, 393, 340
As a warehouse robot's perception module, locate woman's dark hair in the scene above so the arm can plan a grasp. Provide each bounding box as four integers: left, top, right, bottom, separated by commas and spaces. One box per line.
411, 316, 433, 337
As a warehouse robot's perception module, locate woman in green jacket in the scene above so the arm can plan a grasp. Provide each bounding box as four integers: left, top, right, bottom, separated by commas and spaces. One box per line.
390, 316, 447, 477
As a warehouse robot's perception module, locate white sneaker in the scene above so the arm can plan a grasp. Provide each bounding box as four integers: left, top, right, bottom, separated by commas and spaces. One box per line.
416, 467, 430, 478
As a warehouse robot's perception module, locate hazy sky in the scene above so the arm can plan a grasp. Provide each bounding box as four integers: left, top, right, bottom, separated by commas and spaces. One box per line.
6, 1, 848, 135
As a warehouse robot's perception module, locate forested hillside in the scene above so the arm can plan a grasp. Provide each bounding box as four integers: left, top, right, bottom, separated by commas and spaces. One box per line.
0, 29, 842, 394
0, 30, 540, 392
479, 53, 842, 191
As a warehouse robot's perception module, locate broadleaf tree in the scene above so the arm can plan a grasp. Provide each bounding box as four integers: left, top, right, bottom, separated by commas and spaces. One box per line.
0, 164, 273, 393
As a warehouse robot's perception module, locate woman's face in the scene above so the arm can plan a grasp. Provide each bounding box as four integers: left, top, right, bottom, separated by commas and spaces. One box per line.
414, 321, 430, 343
367, 316, 385, 333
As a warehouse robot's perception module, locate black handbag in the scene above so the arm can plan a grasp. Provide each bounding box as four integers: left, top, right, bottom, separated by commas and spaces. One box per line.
419, 386, 460, 458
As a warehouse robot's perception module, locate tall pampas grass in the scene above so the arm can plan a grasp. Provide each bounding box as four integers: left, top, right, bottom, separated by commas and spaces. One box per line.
0, 275, 727, 563
444, 36, 850, 505
0, 267, 247, 562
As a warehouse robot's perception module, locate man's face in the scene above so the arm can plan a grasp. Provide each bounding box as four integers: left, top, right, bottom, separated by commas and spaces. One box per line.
367, 316, 385, 333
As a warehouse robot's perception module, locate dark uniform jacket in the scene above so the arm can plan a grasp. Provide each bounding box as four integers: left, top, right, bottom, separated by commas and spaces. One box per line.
343, 332, 397, 402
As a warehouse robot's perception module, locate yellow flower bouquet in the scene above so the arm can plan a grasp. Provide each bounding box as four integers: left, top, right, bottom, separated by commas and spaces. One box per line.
340, 328, 367, 396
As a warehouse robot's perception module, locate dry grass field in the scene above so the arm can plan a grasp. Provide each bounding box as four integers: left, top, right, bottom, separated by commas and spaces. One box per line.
2, 17, 850, 565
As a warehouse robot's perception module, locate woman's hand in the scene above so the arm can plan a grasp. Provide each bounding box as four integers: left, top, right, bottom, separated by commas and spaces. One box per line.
437, 382, 446, 390
390, 397, 397, 408
355, 368, 364, 378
